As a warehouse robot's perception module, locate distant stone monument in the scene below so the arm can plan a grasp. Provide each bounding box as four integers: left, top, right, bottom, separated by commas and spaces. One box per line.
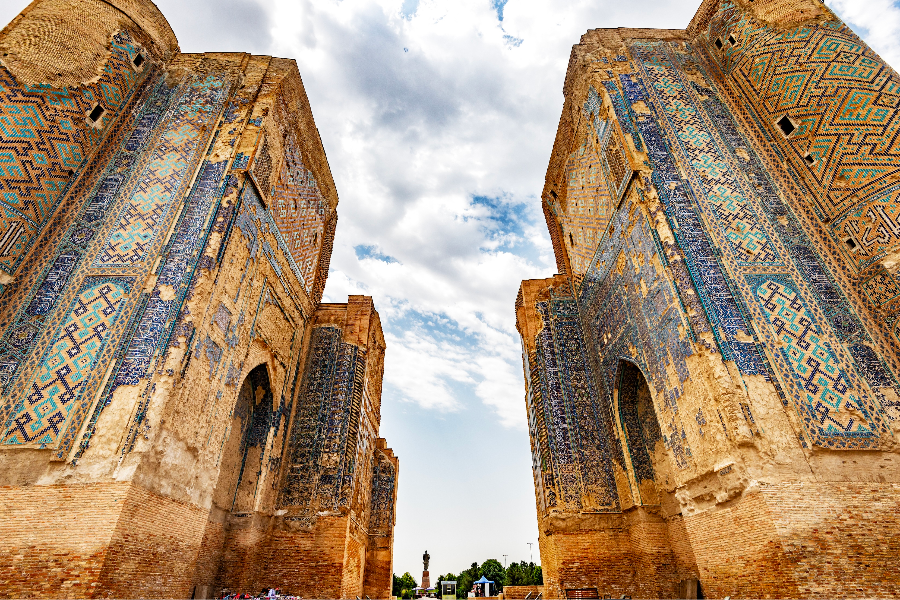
422, 550, 431, 589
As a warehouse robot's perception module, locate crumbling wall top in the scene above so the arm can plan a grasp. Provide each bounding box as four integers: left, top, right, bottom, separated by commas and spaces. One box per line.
0, 0, 178, 88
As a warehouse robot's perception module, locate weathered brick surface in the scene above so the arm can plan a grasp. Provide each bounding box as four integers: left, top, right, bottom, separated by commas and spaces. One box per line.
0, 483, 127, 598
519, 0, 900, 597
502, 586, 543, 599
0, 482, 209, 598
0, 0, 397, 597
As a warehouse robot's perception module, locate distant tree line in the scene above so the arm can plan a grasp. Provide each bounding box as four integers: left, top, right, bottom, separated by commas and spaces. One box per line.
393, 572, 419, 599
393, 559, 541, 599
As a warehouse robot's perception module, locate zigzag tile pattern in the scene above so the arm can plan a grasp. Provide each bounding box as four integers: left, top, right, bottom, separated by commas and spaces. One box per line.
0, 30, 143, 274
0, 71, 227, 455
2, 278, 130, 446
704, 1, 900, 274
94, 75, 227, 267
0, 77, 174, 401
627, 40, 895, 448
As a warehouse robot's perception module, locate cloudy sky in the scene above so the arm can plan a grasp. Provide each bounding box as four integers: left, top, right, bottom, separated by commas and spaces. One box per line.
2, 0, 895, 582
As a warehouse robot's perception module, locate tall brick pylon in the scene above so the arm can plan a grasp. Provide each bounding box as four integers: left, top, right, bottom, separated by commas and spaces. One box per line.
518, 0, 900, 597
0, 2, 398, 598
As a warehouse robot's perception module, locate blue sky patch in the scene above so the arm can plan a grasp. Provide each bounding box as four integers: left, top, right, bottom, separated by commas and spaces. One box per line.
355, 244, 400, 264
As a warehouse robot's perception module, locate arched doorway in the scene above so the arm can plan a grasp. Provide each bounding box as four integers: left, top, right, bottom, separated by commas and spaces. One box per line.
213, 363, 275, 513
616, 360, 664, 506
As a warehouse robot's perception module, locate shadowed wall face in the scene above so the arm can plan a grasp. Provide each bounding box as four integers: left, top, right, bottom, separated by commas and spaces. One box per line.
617, 361, 663, 506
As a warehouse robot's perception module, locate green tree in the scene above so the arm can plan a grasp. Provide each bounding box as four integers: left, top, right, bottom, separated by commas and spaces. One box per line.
504, 562, 524, 587
480, 559, 506, 593
456, 562, 480, 599
503, 562, 543, 587
392, 572, 417, 599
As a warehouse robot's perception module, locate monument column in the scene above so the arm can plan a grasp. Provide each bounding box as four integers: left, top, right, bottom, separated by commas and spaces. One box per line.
422, 550, 431, 590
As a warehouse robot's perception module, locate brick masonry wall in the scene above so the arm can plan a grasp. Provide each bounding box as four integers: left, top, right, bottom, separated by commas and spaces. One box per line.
193, 511, 228, 598
362, 536, 393, 598
0, 482, 210, 599
96, 483, 209, 598
684, 482, 900, 599
251, 516, 351, 598
501, 586, 543, 599
0, 0, 397, 597
537, 508, 695, 599
216, 515, 271, 594
0, 483, 127, 598
340, 520, 368, 598
522, 0, 900, 597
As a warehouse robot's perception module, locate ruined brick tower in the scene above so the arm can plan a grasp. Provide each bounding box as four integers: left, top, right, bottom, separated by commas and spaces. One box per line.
0, 1, 397, 598
517, 0, 900, 597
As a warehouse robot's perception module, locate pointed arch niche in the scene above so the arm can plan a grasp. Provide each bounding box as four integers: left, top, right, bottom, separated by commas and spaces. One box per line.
614, 360, 667, 506
212, 363, 275, 514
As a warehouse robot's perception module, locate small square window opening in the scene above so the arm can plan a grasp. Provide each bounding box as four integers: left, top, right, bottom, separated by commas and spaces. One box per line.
132, 53, 145, 68
714, 38, 724, 50
87, 103, 105, 123
844, 237, 859, 252
776, 115, 796, 137
803, 153, 816, 166
728, 35, 737, 45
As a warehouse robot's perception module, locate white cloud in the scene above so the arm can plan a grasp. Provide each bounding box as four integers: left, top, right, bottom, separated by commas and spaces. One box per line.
826, 0, 900, 69
264, 0, 699, 429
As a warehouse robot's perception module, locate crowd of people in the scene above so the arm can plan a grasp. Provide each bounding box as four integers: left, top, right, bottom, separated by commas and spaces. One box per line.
221, 588, 301, 599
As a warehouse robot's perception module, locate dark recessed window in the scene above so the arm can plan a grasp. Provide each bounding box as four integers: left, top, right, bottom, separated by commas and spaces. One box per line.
803, 153, 816, 165
133, 53, 145, 68
88, 103, 105, 123
728, 35, 737, 45
715, 38, 724, 50
569, 232, 576, 246
844, 237, 858, 251
777, 116, 796, 137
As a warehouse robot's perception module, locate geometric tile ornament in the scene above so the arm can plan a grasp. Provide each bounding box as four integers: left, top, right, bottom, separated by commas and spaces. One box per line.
279, 325, 366, 518
270, 133, 328, 294
752, 275, 877, 443
0, 66, 227, 456
703, 1, 900, 274
368, 449, 398, 536
617, 68, 769, 376
94, 74, 228, 267
625, 39, 897, 448
577, 194, 695, 469
526, 290, 621, 514
0, 75, 174, 399
560, 87, 620, 279
0, 31, 143, 274
2, 278, 129, 446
